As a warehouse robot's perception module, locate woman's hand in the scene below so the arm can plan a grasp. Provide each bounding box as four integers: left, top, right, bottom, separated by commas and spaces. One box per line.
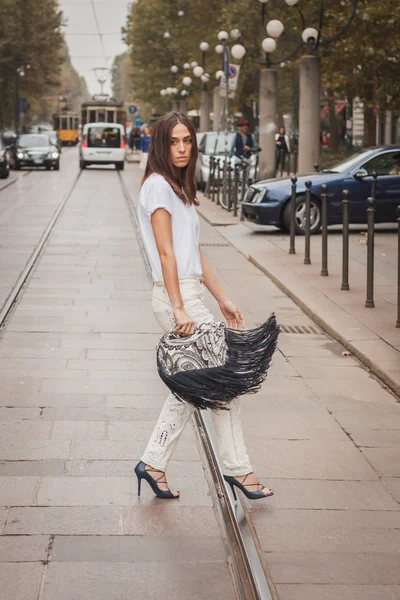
173, 308, 195, 336
219, 298, 245, 330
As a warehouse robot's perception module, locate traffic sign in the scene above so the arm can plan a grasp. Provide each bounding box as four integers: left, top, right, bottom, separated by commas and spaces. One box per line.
129, 105, 138, 114
220, 64, 241, 98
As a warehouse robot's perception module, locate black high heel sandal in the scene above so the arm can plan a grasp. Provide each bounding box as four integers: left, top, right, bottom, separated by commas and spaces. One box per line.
224, 473, 274, 501
135, 461, 180, 500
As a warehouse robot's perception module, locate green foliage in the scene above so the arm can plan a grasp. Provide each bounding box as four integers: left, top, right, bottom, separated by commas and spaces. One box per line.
111, 52, 133, 103
122, 0, 399, 138
0, 0, 73, 128
123, 0, 227, 113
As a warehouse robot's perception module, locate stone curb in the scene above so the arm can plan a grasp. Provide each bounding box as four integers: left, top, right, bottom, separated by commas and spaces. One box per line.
248, 254, 400, 399
199, 193, 400, 399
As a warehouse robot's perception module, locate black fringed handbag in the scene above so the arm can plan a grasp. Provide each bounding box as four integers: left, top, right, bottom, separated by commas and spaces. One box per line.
156, 315, 279, 411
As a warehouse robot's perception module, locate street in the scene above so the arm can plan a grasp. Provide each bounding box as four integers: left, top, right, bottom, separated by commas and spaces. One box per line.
0, 150, 399, 599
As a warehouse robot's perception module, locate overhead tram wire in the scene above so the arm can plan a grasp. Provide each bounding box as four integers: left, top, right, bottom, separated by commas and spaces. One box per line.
90, 0, 108, 66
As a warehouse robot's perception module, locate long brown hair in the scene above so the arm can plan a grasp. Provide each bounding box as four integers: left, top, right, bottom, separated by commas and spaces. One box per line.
142, 112, 199, 206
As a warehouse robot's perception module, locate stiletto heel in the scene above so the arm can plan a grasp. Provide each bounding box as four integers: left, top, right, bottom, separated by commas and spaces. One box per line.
229, 481, 237, 501
135, 461, 179, 500
224, 473, 274, 501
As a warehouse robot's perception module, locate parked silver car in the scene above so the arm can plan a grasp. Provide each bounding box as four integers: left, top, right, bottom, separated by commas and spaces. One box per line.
195, 131, 258, 191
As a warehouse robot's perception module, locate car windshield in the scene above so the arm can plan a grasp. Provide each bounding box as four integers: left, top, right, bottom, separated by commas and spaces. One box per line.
323, 148, 377, 173
19, 135, 49, 148
87, 126, 121, 148
203, 133, 235, 155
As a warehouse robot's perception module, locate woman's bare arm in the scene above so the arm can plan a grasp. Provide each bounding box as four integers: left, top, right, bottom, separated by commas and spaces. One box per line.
151, 209, 195, 335
200, 249, 244, 329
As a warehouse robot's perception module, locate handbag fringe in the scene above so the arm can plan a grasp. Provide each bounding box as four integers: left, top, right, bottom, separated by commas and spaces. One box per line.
157, 314, 279, 411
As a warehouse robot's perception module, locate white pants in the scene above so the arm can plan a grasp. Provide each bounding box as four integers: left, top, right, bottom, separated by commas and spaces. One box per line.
141, 278, 253, 477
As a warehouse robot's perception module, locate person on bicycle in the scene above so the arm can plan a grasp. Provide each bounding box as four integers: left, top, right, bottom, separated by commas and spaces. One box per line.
230, 119, 258, 159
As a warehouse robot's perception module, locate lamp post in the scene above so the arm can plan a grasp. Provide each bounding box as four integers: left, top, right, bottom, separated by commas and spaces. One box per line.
15, 62, 30, 136
215, 30, 246, 134
213, 70, 224, 132
256, 0, 359, 175
180, 89, 189, 114
195, 41, 211, 132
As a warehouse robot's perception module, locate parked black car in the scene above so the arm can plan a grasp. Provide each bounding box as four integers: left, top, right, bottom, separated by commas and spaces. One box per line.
9, 134, 60, 170
0, 137, 10, 178
242, 146, 400, 234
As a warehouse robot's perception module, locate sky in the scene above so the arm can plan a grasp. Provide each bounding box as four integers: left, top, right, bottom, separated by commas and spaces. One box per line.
58, 0, 133, 96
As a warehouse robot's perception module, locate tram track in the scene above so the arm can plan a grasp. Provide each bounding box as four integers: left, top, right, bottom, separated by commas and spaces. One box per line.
0, 168, 82, 332
0, 165, 274, 599
118, 170, 275, 600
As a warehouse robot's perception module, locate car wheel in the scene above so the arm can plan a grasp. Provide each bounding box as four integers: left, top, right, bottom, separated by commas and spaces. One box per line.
54, 162, 60, 171
283, 195, 321, 235
116, 162, 124, 171
79, 159, 86, 170
14, 163, 21, 171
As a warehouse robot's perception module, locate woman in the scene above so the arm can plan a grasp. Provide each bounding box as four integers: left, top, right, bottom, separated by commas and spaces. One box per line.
275, 126, 291, 173
135, 112, 273, 501
139, 126, 151, 170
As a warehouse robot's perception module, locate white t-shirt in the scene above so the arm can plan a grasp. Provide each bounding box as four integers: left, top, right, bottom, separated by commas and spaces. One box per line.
138, 173, 203, 282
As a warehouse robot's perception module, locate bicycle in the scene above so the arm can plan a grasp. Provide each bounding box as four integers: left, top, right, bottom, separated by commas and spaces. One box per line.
218, 151, 259, 212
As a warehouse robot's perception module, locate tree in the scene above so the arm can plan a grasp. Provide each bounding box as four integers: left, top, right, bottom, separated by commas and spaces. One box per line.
0, 0, 64, 128
112, 52, 133, 103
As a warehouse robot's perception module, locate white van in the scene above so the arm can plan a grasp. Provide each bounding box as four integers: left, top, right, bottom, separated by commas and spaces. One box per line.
79, 122, 126, 170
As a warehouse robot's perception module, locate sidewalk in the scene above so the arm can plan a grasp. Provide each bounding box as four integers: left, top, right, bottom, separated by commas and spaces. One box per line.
197, 192, 400, 397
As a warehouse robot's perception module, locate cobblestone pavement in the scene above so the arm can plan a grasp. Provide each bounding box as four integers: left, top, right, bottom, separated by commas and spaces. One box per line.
0, 152, 399, 600
197, 192, 400, 396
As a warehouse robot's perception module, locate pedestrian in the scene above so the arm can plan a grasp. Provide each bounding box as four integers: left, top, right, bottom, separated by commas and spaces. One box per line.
230, 118, 258, 159
131, 127, 141, 152
275, 126, 291, 174
139, 126, 151, 170
135, 111, 273, 501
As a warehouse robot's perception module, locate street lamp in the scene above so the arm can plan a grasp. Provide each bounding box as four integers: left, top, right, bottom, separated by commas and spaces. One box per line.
215, 29, 246, 133
256, 0, 358, 175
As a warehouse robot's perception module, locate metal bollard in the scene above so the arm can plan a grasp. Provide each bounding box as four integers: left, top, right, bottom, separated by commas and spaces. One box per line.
233, 163, 239, 217
216, 160, 221, 206
227, 160, 232, 211
241, 163, 249, 204
341, 190, 350, 290
397, 205, 400, 327
365, 196, 376, 308
211, 157, 216, 203
208, 157, 214, 199
293, 150, 298, 176
304, 180, 312, 265
289, 176, 297, 254
320, 184, 328, 276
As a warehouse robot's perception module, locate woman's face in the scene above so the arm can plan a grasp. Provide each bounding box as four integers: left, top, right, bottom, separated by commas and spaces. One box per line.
279, 127, 285, 135
169, 122, 192, 169
144, 127, 150, 136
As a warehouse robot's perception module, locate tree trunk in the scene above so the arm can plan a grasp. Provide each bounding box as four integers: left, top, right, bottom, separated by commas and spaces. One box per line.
328, 95, 339, 152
